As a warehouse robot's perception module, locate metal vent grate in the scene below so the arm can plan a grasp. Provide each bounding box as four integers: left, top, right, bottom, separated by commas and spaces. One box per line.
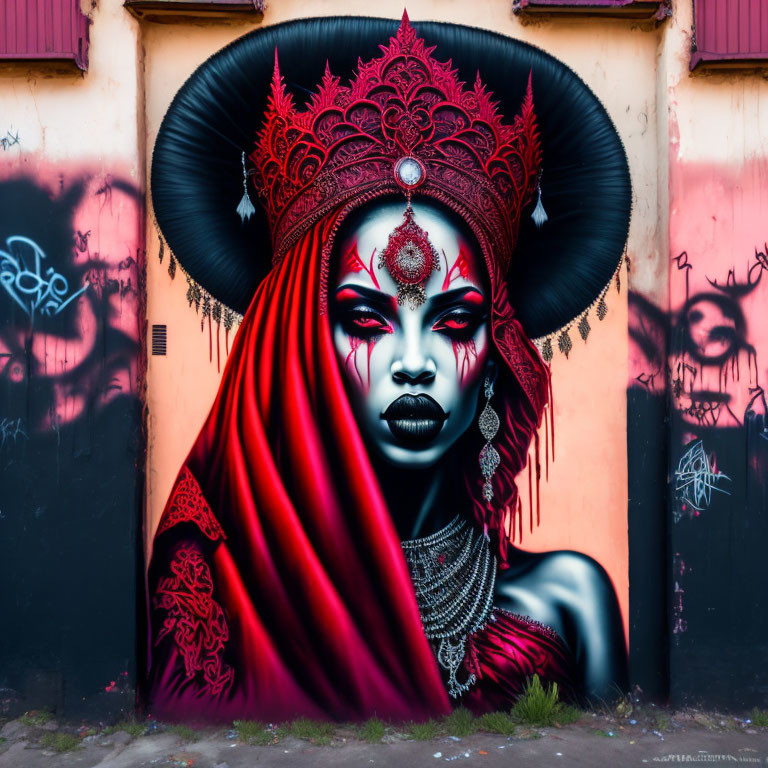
151, 324, 167, 356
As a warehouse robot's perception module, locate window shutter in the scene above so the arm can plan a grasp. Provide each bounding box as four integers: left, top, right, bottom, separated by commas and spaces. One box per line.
0, 0, 90, 71
692, 0, 768, 69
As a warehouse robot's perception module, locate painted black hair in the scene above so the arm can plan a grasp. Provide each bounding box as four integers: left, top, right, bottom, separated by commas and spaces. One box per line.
152, 16, 630, 340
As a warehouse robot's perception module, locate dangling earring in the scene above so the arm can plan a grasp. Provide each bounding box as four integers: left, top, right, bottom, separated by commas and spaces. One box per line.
478, 373, 501, 503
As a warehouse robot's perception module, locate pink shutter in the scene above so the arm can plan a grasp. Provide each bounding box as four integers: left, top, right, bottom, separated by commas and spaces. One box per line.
0, 0, 90, 71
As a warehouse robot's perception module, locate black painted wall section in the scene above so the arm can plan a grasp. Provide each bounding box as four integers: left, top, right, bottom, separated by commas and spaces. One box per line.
627, 387, 669, 703
668, 416, 768, 709
0, 176, 142, 719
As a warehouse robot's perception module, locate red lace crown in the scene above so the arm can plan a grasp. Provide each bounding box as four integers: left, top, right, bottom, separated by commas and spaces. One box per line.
250, 12, 542, 273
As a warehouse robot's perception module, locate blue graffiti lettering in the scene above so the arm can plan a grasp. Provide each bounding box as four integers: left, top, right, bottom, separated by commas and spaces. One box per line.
0, 236, 88, 318
0, 417, 28, 450
674, 440, 731, 516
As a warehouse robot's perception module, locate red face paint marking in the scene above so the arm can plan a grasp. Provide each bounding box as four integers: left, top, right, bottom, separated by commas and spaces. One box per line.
442, 244, 472, 291
342, 240, 380, 290
451, 338, 478, 385
345, 336, 365, 388
462, 288, 484, 306
345, 335, 383, 393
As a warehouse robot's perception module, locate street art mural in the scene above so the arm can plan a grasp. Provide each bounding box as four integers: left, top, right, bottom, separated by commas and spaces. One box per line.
0, 170, 142, 715
145, 15, 632, 721
629, 176, 768, 708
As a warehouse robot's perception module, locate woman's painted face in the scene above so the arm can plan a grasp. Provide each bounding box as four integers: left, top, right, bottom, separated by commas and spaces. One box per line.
331, 200, 490, 468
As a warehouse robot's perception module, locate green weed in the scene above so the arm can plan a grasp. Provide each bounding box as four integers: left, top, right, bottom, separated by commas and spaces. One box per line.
553, 704, 583, 725
443, 708, 476, 737
167, 724, 199, 743
104, 720, 146, 738
38, 733, 81, 753
357, 718, 386, 743
511, 675, 582, 727
20, 711, 53, 727
654, 713, 671, 732
750, 708, 768, 728
287, 718, 335, 745
476, 711, 516, 735
405, 719, 440, 740
232, 720, 273, 746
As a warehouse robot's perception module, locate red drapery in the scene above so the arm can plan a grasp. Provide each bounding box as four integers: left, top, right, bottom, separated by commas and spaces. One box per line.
147, 212, 451, 722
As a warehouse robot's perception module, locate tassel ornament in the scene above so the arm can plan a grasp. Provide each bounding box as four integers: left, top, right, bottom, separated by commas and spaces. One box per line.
236, 151, 256, 222
531, 177, 548, 229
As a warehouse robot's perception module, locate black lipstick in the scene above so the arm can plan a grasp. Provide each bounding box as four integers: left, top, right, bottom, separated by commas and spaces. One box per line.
381, 394, 448, 446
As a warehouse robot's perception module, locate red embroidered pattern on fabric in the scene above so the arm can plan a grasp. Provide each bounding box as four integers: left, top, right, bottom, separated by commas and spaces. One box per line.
154, 544, 234, 697
496, 320, 548, 414
251, 12, 541, 272
156, 466, 225, 542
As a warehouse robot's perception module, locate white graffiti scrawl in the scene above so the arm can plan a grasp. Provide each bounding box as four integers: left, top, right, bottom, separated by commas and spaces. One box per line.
0, 236, 88, 319
674, 440, 731, 520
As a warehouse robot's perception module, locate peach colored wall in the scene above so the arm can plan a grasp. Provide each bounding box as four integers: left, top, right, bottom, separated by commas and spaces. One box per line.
139, 2, 666, 643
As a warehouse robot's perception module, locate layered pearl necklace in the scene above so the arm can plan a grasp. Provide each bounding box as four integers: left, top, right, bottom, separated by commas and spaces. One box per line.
401, 516, 497, 698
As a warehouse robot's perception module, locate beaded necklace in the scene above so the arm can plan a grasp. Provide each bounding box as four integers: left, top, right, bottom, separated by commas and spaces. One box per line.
401, 516, 496, 698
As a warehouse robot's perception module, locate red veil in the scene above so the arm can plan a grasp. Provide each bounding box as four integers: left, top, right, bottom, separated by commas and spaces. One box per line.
146, 199, 551, 721
148, 213, 450, 722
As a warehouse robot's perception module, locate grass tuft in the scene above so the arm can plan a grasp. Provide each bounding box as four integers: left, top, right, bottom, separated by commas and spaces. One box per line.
20, 710, 53, 727
38, 733, 81, 753
167, 724, 199, 743
287, 718, 335, 745
654, 713, 671, 732
751, 708, 768, 728
443, 708, 476, 737
553, 704, 583, 725
357, 718, 386, 743
232, 720, 273, 746
405, 719, 440, 741
104, 720, 147, 738
511, 675, 582, 727
476, 711, 516, 735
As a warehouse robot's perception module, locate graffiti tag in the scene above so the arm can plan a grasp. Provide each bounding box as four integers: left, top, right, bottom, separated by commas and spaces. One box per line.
0, 236, 88, 318
674, 440, 731, 517
0, 417, 27, 450
0, 130, 20, 151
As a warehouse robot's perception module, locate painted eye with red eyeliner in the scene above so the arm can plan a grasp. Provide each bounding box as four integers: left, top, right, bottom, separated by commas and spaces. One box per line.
432, 309, 483, 340
343, 308, 393, 338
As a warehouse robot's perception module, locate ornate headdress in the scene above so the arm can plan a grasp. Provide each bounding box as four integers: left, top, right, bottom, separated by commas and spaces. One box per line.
152, 14, 630, 350
248, 12, 542, 286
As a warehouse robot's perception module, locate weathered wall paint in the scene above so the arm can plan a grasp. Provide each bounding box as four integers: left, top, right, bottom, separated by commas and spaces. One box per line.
0, 166, 143, 716
0, 1, 144, 717
626, 0, 768, 708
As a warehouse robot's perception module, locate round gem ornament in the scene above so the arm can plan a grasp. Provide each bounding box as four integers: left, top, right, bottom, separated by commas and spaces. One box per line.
394, 156, 426, 190
379, 204, 440, 309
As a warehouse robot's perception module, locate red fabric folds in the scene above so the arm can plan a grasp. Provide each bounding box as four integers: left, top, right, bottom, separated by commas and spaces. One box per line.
462, 610, 577, 714
147, 212, 451, 723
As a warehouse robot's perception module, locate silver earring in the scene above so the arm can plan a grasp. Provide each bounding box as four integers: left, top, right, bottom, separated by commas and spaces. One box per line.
478, 375, 501, 503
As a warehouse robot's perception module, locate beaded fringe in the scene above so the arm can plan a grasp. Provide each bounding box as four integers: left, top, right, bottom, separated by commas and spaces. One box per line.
155, 223, 242, 338
532, 248, 629, 363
